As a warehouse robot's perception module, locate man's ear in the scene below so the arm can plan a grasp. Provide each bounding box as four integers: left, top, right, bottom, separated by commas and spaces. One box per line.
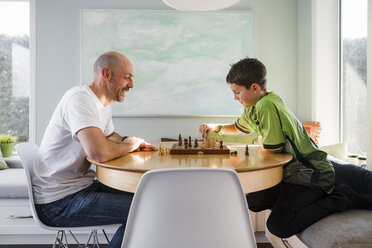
102, 68, 112, 82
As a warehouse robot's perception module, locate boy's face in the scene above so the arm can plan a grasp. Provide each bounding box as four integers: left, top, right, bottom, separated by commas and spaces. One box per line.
228, 83, 261, 108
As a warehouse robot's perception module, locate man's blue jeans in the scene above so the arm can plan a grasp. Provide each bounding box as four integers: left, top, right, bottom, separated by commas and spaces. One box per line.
35, 180, 134, 248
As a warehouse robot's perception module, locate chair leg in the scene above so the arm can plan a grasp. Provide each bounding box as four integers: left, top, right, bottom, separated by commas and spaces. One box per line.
68, 230, 84, 247
102, 229, 110, 243
53, 230, 69, 248
52, 229, 107, 248
84, 229, 102, 248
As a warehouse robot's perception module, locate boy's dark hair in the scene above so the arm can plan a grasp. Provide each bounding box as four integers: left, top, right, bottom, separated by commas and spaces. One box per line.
226, 58, 267, 89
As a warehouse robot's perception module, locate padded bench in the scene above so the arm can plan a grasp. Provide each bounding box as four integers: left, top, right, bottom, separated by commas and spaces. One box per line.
297, 209, 372, 248
0, 160, 116, 245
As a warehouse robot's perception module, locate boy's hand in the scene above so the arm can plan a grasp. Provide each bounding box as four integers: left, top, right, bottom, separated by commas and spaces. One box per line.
199, 123, 218, 139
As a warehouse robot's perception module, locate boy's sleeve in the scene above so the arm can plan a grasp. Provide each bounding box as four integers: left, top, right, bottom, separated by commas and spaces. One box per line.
235, 111, 253, 134
257, 109, 286, 151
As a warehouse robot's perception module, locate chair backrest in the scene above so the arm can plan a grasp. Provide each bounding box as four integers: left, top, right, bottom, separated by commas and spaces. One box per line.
15, 142, 48, 228
122, 168, 257, 248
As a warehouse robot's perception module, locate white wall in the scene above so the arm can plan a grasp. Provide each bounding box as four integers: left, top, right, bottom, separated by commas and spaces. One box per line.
297, 0, 339, 146
35, 0, 298, 143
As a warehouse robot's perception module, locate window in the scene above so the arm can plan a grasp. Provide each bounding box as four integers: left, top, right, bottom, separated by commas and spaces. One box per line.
0, 1, 30, 142
341, 0, 367, 155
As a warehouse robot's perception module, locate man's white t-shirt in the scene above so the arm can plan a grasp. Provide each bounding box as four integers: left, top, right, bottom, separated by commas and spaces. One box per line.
33, 85, 114, 204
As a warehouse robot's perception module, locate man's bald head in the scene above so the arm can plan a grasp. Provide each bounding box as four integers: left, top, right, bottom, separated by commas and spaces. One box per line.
93, 51, 130, 76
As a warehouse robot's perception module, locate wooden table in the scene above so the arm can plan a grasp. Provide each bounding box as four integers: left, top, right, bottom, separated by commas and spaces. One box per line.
88, 143, 293, 194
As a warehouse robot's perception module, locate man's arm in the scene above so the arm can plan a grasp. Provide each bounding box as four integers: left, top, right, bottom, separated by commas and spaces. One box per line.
77, 127, 155, 163
107, 132, 124, 143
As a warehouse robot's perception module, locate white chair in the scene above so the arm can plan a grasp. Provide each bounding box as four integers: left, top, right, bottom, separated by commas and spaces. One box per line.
121, 168, 257, 248
16, 142, 120, 248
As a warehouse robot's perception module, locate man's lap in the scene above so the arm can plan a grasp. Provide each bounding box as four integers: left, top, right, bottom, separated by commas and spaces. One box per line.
35, 180, 134, 227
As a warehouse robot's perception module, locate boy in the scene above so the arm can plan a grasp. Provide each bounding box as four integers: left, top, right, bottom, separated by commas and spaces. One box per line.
199, 58, 372, 237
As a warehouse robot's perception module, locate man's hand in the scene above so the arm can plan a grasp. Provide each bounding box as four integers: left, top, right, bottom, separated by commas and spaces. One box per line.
123, 136, 157, 152
199, 123, 219, 139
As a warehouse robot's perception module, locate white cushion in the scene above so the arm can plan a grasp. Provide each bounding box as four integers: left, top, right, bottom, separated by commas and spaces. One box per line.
319, 142, 348, 161
0, 169, 28, 198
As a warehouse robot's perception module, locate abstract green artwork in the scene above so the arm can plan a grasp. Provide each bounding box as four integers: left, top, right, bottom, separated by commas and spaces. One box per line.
81, 10, 253, 116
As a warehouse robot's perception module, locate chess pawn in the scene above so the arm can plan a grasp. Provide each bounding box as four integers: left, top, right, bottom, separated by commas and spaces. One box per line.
194, 139, 198, 148
178, 134, 182, 146
219, 140, 223, 149
184, 139, 188, 149
245, 145, 249, 155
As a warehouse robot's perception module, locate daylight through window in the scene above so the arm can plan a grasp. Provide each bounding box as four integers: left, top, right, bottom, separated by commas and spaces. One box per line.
341, 0, 367, 155
0, 1, 30, 142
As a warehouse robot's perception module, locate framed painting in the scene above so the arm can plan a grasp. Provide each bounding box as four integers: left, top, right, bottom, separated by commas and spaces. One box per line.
81, 10, 253, 116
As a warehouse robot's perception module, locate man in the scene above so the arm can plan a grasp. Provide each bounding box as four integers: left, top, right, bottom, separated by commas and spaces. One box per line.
33, 51, 156, 247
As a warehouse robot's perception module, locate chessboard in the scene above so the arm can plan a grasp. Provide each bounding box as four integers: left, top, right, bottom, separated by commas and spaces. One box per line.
170, 143, 230, 155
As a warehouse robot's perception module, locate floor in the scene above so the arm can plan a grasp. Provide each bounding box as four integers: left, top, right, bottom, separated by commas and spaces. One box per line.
0, 244, 274, 248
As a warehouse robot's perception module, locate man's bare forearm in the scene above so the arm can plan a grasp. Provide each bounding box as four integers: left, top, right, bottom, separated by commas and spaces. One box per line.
107, 132, 124, 143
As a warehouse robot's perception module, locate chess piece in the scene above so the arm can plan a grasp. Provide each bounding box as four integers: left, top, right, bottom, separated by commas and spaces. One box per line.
194, 139, 198, 148
178, 134, 182, 146
219, 140, 223, 149
211, 137, 216, 147
159, 145, 163, 156
230, 151, 238, 156
189, 136, 192, 147
184, 139, 188, 149
245, 145, 249, 155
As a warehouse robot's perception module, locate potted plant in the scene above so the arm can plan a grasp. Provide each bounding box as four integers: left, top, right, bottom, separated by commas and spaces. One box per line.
0, 134, 16, 158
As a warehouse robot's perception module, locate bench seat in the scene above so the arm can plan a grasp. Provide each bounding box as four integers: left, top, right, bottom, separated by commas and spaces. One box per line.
297, 209, 372, 248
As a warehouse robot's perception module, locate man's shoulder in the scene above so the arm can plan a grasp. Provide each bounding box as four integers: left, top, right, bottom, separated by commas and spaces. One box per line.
65, 85, 90, 96
62, 85, 94, 102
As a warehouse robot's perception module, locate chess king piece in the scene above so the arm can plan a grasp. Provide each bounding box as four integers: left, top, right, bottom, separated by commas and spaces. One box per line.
211, 137, 216, 147
178, 134, 182, 146
201, 139, 207, 148
245, 145, 249, 155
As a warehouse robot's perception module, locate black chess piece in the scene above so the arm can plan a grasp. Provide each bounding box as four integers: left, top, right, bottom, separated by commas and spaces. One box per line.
245, 145, 249, 155
178, 134, 182, 146
184, 139, 188, 149
189, 136, 192, 147
219, 140, 223, 149
194, 139, 198, 148
230, 151, 238, 156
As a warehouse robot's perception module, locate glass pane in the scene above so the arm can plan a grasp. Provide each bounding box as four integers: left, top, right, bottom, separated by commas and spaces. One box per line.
0, 2, 30, 142
341, 0, 367, 155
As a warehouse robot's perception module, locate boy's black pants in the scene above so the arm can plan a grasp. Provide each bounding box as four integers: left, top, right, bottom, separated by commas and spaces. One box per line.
247, 161, 372, 238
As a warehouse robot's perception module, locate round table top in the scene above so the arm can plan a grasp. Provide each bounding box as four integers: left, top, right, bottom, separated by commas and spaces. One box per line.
88, 143, 293, 173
